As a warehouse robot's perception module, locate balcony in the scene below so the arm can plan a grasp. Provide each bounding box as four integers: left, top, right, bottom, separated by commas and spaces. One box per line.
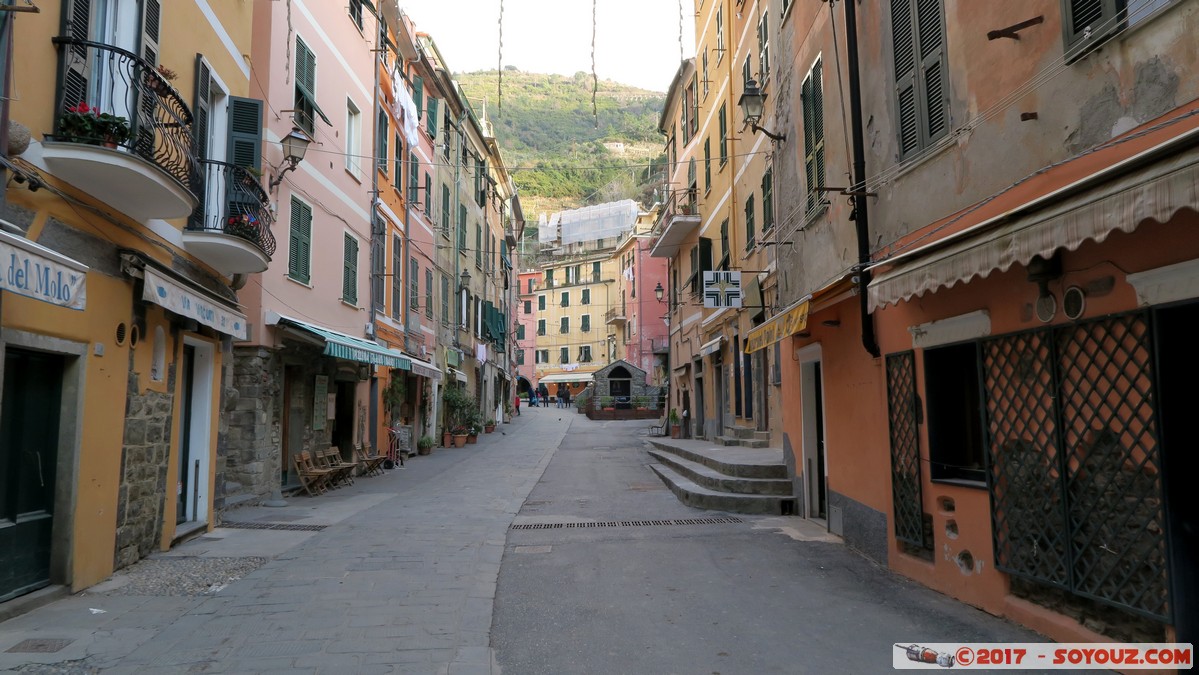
182, 160, 276, 275
605, 307, 627, 325
44, 38, 198, 221
649, 189, 702, 259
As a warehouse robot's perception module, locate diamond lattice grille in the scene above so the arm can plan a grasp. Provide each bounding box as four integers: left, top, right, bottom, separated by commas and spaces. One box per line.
887, 352, 925, 547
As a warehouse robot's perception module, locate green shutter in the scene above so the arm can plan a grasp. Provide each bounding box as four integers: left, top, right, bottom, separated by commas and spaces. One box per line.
427, 98, 439, 137
377, 109, 389, 172
745, 195, 755, 249
59, 0, 92, 113
581, 315, 590, 332
289, 197, 311, 283
343, 234, 358, 303
718, 105, 727, 163
412, 76, 423, 118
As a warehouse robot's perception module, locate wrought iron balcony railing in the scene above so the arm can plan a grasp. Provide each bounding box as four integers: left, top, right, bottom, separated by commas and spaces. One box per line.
51, 37, 197, 192
188, 160, 277, 257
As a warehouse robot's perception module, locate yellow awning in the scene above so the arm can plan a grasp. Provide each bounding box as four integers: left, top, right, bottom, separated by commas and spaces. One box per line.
744, 299, 809, 354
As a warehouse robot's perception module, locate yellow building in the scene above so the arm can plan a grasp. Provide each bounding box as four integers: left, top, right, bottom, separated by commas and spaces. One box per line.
1, 1, 264, 602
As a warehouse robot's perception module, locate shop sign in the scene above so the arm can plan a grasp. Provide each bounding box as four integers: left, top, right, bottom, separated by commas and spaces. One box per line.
0, 230, 87, 310
142, 268, 247, 339
745, 300, 809, 354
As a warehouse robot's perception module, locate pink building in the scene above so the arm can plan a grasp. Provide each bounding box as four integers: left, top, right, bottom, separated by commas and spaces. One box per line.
612, 213, 670, 386
515, 270, 540, 395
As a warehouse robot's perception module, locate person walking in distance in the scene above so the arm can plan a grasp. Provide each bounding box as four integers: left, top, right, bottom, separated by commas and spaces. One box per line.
514, 391, 521, 416
562, 386, 571, 409
539, 382, 550, 409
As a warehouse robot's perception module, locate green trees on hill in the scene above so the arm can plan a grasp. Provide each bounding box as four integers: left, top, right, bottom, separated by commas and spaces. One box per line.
455, 70, 666, 210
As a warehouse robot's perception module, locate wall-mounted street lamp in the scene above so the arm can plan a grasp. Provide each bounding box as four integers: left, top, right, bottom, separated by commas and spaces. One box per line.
654, 282, 665, 303
738, 79, 787, 143
459, 268, 472, 291
268, 128, 313, 192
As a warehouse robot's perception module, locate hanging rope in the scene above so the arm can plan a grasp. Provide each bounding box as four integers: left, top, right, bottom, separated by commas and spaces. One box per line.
591, 0, 599, 128
679, 0, 684, 64
497, 0, 504, 116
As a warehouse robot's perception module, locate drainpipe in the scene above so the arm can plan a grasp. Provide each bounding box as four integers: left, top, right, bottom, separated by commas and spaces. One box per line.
368, 9, 383, 451
844, 0, 881, 358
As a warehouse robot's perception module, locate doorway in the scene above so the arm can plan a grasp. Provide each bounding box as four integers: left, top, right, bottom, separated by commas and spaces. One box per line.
0, 347, 65, 602
713, 361, 725, 437
1155, 301, 1199, 644
333, 381, 356, 459
799, 345, 827, 521
282, 365, 305, 488
175, 338, 214, 535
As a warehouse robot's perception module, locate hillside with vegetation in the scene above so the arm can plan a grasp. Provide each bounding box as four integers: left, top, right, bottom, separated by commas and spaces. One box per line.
455, 69, 667, 220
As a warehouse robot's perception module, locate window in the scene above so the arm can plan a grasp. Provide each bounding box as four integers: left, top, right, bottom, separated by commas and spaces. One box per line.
762, 169, 774, 231
458, 204, 467, 249
689, 74, 699, 139
559, 347, 570, 363
345, 100, 361, 174
392, 234, 402, 317
701, 50, 710, 98
516, 349, 525, 365
1063, 0, 1129, 61
581, 289, 590, 305
288, 197, 312, 283
891, 0, 948, 158
342, 233, 358, 304
425, 269, 433, 319
535, 350, 543, 364
441, 184, 450, 235
758, 11, 770, 80
592, 262, 601, 282
527, 278, 535, 293
668, 126, 677, 171
687, 158, 697, 203
560, 316, 569, 333
743, 55, 752, 86
744, 194, 756, 250
802, 60, 826, 214
517, 324, 526, 340
715, 6, 724, 62
393, 132, 403, 182
442, 107, 451, 160
348, 0, 364, 30
681, 79, 693, 144
545, 269, 555, 287
924, 342, 985, 482
560, 291, 569, 307
376, 107, 389, 173
411, 76, 423, 118
782, 0, 793, 17
441, 274, 450, 324
581, 315, 591, 333
408, 259, 419, 314
427, 97, 439, 138
538, 295, 546, 311
372, 224, 385, 311
408, 152, 419, 202
524, 300, 532, 314
686, 237, 713, 294
294, 37, 323, 135
424, 174, 432, 217
579, 346, 592, 362
703, 138, 711, 193
537, 319, 546, 336
718, 104, 728, 165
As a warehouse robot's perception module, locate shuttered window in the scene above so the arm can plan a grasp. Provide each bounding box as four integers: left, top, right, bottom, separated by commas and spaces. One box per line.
288, 197, 312, 283
427, 98, 439, 137
412, 76, 423, 117
538, 319, 546, 336
744, 194, 756, 250
342, 233, 358, 304
703, 138, 712, 192
582, 289, 590, 305
394, 132, 403, 182
539, 295, 546, 311
758, 11, 770, 80
1062, 0, 1123, 61
560, 316, 569, 333
425, 269, 434, 319
408, 151, 419, 202
294, 37, 324, 134
458, 204, 467, 249
441, 184, 451, 235
560, 291, 569, 307
424, 174, 432, 217
802, 59, 826, 215
517, 324, 525, 340
581, 314, 590, 332
560, 347, 569, 363
718, 104, 728, 165
579, 346, 592, 362
718, 219, 730, 270
392, 234, 402, 317
891, 0, 948, 158
687, 237, 713, 293
409, 258, 419, 315
441, 274, 450, 325
377, 108, 389, 173
762, 169, 774, 231
372, 224, 385, 311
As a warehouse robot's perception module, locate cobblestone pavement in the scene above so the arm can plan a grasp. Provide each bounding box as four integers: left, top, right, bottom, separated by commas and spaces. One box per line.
0, 409, 570, 675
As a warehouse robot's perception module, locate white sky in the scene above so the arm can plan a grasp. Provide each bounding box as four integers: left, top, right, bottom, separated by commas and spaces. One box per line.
404, 0, 696, 93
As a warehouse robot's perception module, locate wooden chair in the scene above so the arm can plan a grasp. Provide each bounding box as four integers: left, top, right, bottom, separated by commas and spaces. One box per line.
294, 451, 333, 496
357, 443, 387, 476
317, 447, 356, 486
648, 413, 668, 437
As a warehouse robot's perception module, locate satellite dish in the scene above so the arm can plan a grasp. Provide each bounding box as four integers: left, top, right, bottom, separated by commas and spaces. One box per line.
1035, 292, 1057, 323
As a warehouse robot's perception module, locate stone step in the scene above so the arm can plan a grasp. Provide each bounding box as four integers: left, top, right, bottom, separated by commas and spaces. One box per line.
648, 449, 793, 496
714, 436, 742, 447
753, 431, 771, 442
649, 463, 796, 515
739, 439, 769, 449
727, 426, 758, 439
647, 440, 788, 479
222, 492, 257, 509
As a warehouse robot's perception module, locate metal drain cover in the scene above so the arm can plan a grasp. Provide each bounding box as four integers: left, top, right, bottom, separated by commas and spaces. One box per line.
511, 517, 742, 530
220, 521, 327, 532
7, 638, 74, 653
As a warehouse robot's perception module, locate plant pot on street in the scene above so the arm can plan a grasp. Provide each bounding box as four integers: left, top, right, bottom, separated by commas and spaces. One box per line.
484, 424, 495, 433
466, 434, 478, 445
443, 432, 453, 447
418, 445, 432, 456
453, 434, 467, 448
670, 424, 681, 439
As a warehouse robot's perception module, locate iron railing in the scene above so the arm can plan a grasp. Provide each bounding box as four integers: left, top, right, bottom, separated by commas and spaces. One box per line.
653, 188, 700, 233
51, 37, 196, 192
605, 307, 626, 322
188, 160, 276, 257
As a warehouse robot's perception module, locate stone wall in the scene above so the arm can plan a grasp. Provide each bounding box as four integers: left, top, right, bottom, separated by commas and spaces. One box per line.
114, 367, 174, 570
221, 347, 282, 507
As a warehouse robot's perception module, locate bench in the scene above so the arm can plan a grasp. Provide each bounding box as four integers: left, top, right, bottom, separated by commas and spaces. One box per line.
647, 413, 668, 437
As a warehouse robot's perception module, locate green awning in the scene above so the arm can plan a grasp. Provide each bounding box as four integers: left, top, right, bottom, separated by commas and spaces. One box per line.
274, 315, 410, 369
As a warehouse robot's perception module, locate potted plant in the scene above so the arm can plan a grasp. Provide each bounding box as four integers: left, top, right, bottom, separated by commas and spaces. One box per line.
484, 418, 496, 433
669, 408, 681, 438
417, 435, 434, 456
450, 425, 469, 447
144, 64, 177, 95
382, 371, 408, 425
442, 428, 453, 448
59, 104, 131, 147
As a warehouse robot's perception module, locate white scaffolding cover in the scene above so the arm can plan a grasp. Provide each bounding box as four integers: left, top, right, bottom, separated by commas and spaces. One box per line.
553, 200, 639, 245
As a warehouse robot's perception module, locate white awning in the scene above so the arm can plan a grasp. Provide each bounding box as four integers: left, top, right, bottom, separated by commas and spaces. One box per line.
448, 367, 468, 383
698, 336, 724, 357
868, 107, 1199, 312
537, 373, 594, 384
143, 267, 247, 339
407, 356, 442, 381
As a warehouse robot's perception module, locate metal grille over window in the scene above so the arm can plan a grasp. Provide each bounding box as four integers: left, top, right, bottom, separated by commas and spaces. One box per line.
984, 313, 1169, 621
886, 351, 925, 549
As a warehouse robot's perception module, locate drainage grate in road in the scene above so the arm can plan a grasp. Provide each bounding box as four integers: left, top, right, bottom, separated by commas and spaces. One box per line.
511, 517, 742, 530
220, 521, 328, 532
6, 639, 74, 654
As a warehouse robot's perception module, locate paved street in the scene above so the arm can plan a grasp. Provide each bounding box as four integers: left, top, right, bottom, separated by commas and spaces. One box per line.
0, 409, 1061, 674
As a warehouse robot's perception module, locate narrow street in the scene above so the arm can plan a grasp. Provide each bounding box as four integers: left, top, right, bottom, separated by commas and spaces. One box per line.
0, 411, 1061, 674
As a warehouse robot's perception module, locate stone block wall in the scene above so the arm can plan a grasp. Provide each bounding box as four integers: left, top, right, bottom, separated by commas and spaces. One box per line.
114, 367, 174, 570
221, 347, 282, 508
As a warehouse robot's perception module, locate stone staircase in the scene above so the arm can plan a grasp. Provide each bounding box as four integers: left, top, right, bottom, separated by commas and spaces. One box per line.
714, 426, 772, 448
646, 440, 796, 515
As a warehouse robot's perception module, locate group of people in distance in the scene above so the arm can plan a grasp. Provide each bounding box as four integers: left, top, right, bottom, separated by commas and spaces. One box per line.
524, 382, 571, 409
